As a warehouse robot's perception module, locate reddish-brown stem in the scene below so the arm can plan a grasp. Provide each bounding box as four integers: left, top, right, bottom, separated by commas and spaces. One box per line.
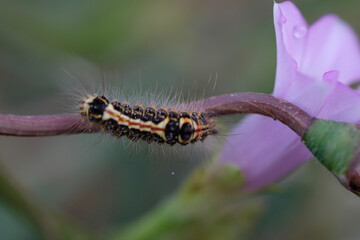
0, 92, 313, 137
0, 114, 100, 137
200, 92, 314, 137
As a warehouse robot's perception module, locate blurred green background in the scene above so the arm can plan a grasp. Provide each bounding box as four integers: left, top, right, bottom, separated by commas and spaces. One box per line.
1, 0, 360, 239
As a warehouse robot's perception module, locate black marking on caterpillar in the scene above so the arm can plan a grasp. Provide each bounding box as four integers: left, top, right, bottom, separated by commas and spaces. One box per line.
79, 94, 217, 145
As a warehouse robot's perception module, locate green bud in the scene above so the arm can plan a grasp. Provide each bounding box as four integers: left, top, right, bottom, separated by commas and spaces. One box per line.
303, 119, 360, 195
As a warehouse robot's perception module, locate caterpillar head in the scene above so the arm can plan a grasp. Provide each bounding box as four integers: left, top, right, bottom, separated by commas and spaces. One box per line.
80, 95, 109, 123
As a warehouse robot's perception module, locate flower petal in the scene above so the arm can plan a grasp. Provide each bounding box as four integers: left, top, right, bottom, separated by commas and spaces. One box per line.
273, 1, 308, 96
220, 75, 360, 190
273, 1, 360, 94
283, 73, 333, 116
299, 15, 360, 84
318, 80, 360, 122
220, 72, 336, 190
221, 1, 360, 190
220, 115, 312, 190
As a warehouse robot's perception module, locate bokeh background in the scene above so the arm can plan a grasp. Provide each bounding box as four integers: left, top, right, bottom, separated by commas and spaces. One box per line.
1, 0, 360, 239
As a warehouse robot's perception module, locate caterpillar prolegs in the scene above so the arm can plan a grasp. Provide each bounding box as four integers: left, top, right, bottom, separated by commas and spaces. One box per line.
79, 94, 217, 146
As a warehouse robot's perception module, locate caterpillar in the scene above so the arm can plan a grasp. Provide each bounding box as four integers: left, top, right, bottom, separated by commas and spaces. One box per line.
79, 94, 217, 146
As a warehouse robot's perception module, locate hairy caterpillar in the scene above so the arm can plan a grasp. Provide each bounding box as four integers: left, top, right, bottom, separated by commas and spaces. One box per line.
79, 94, 217, 146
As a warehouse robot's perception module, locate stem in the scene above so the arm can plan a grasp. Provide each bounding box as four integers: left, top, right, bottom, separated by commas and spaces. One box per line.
0, 92, 313, 138
0, 114, 100, 137
200, 92, 313, 137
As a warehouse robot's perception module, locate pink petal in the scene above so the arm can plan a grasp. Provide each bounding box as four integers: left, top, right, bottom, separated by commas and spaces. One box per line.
219, 78, 332, 190
220, 74, 360, 190
284, 75, 333, 116
221, 1, 360, 190
273, 1, 308, 97
220, 115, 312, 190
273, 1, 360, 96
278, 69, 333, 116
299, 15, 360, 84
318, 80, 360, 123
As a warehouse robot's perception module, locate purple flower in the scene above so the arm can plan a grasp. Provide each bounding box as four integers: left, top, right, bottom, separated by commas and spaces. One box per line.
220, 1, 360, 190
